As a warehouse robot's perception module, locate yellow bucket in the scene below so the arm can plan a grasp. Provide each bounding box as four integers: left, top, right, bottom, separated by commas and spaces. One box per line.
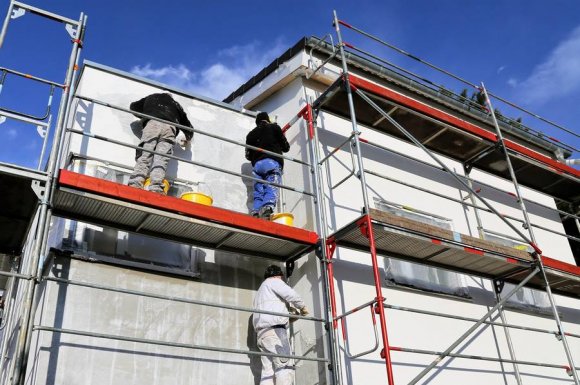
271, 213, 294, 226
144, 178, 170, 194
180, 191, 213, 206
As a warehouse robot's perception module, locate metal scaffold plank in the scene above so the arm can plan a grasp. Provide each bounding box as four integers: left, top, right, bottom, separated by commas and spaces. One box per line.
329, 212, 580, 298
312, 73, 580, 203
53, 170, 318, 261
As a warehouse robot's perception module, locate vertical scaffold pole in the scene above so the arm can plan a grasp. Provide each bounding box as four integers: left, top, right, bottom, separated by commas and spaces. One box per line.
0, 0, 15, 48
333, 10, 395, 385
481, 83, 579, 384
10, 12, 86, 385
408, 268, 540, 385
305, 102, 340, 385
466, 171, 523, 385
493, 284, 524, 385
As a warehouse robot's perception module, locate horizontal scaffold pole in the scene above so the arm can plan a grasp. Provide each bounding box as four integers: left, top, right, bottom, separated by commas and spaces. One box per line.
34, 326, 329, 364
67, 128, 314, 198
338, 18, 579, 141
407, 267, 539, 385
75, 95, 312, 168
45, 276, 323, 323
353, 87, 540, 253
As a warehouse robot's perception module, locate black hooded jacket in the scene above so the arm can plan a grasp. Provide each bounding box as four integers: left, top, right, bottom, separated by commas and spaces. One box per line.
130, 93, 193, 140
245, 121, 290, 168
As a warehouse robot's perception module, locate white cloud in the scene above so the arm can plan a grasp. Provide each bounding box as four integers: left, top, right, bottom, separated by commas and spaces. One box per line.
497, 65, 506, 74
7, 128, 17, 139
130, 40, 287, 101
131, 64, 193, 84
510, 25, 580, 105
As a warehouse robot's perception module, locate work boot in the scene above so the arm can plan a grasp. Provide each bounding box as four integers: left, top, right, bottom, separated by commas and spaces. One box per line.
250, 210, 259, 218
148, 186, 167, 195
259, 205, 274, 219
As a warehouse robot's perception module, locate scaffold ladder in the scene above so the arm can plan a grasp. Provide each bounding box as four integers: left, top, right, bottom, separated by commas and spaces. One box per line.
0, 2, 86, 385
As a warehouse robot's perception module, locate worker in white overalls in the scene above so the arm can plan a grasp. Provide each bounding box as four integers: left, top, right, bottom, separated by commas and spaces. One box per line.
252, 265, 309, 385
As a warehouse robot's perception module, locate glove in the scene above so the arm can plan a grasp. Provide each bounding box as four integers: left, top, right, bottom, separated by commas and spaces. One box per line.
175, 131, 188, 149
300, 306, 309, 316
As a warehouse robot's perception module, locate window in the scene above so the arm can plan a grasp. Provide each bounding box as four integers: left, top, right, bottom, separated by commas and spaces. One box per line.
374, 198, 470, 298
374, 198, 454, 231
483, 231, 533, 253
384, 258, 471, 298
502, 283, 551, 314
52, 218, 202, 277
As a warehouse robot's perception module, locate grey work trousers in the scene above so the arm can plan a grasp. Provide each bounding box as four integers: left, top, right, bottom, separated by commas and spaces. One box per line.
256, 327, 294, 385
128, 120, 175, 193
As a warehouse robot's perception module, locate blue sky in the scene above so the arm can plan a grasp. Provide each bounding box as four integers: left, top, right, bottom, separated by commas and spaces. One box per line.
1, 0, 579, 169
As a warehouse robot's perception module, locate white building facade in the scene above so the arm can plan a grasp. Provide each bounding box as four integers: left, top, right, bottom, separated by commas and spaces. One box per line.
0, 12, 579, 385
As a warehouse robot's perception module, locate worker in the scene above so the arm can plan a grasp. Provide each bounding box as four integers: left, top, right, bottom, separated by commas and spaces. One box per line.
245, 112, 290, 219
127, 93, 193, 194
252, 264, 309, 385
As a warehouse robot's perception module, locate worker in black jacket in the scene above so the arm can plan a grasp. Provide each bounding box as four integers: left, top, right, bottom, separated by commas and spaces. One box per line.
245, 112, 290, 218
127, 93, 193, 194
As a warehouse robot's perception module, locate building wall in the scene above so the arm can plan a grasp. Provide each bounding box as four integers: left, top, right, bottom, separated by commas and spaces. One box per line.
20, 64, 328, 385
13, 50, 580, 385
253, 51, 580, 384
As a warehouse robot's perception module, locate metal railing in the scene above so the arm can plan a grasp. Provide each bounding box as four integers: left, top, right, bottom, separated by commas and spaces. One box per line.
66, 94, 317, 206
35, 275, 327, 365
0, 2, 86, 385
336, 18, 579, 156
307, 10, 580, 385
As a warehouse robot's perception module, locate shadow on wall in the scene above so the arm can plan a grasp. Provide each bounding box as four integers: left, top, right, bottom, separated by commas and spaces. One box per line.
44, 256, 71, 385
199, 251, 271, 291
129, 119, 143, 138
333, 256, 580, 325
292, 256, 329, 383
168, 141, 193, 181
74, 100, 94, 168
246, 315, 261, 385
241, 162, 254, 214
39, 342, 255, 378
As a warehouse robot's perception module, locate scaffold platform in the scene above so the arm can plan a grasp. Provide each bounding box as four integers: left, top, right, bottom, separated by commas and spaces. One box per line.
53, 170, 318, 261
329, 208, 580, 298
314, 74, 580, 204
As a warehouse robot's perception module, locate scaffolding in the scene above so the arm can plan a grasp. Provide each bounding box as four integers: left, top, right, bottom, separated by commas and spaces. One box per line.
0, 2, 338, 381
297, 10, 580, 385
0, 3, 579, 385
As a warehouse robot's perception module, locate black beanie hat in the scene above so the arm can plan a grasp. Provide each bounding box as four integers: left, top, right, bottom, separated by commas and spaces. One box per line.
264, 264, 284, 279
256, 111, 270, 125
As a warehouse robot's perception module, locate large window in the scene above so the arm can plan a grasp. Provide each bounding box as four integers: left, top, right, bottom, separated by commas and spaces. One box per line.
374, 198, 470, 298
49, 217, 202, 278
483, 231, 533, 253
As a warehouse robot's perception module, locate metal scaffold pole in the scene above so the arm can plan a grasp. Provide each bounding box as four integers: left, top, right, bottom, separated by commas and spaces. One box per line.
493, 284, 524, 385
8, 8, 87, 384
304, 101, 341, 385
332, 10, 395, 385
408, 267, 540, 385
466, 169, 523, 385
481, 83, 580, 384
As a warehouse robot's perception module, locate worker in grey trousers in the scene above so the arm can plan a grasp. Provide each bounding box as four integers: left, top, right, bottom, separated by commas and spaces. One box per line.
253, 265, 309, 385
128, 93, 193, 193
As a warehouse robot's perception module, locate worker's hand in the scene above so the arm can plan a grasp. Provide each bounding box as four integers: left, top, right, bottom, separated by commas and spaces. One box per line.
176, 131, 189, 149
300, 306, 309, 316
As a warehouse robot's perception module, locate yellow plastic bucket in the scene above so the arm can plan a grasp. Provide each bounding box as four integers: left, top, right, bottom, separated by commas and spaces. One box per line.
180, 192, 213, 206
271, 213, 294, 226
144, 178, 170, 194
